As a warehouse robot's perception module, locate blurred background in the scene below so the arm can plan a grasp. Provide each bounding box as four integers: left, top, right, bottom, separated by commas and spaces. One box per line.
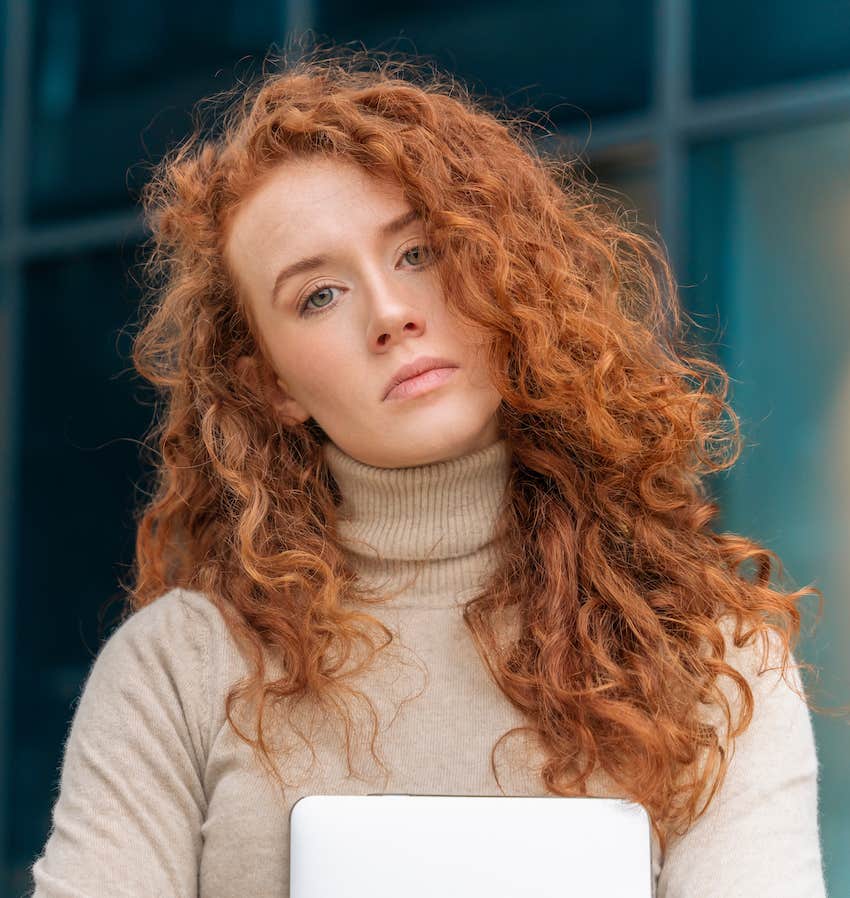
1, 0, 849, 895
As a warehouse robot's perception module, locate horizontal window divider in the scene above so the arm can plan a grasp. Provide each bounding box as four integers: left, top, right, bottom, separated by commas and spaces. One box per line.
0, 209, 144, 263
681, 70, 850, 139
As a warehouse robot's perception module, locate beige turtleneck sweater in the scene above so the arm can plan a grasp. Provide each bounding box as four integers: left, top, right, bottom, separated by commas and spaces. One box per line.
30, 438, 827, 897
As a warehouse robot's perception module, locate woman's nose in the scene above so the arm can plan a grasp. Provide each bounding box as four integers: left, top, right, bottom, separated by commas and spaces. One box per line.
363, 273, 427, 346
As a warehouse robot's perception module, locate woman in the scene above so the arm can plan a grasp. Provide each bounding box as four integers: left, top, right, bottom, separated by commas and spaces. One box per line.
30, 46, 828, 897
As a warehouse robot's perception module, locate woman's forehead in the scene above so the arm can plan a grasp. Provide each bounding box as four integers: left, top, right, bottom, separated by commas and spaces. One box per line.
229, 158, 407, 243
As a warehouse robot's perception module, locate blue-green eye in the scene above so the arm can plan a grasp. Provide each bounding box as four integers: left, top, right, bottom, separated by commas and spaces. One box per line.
298, 284, 338, 316
403, 244, 432, 266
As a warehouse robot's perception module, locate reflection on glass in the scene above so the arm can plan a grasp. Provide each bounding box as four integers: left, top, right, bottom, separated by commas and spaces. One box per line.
688, 117, 850, 898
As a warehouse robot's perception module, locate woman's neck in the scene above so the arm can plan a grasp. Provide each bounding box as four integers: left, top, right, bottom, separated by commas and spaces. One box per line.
320, 438, 512, 609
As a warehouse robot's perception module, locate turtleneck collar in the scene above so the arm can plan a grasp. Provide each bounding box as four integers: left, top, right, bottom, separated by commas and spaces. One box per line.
320, 438, 512, 609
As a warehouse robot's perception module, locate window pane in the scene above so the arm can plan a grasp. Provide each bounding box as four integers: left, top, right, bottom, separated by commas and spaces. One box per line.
28, 0, 283, 222
8, 246, 150, 893
692, 0, 850, 99
592, 152, 659, 236
687, 117, 850, 898
317, 0, 653, 127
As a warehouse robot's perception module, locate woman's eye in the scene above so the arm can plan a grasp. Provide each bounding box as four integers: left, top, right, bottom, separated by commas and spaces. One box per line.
298, 285, 338, 316
403, 244, 432, 266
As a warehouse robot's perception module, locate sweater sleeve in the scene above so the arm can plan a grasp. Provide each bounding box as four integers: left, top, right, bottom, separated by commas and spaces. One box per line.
29, 588, 213, 898
656, 626, 828, 898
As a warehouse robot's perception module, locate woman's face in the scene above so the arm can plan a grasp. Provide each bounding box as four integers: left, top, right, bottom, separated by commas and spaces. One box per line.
224, 155, 504, 468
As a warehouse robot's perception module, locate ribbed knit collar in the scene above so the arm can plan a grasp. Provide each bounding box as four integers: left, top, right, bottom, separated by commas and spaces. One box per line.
320, 438, 512, 608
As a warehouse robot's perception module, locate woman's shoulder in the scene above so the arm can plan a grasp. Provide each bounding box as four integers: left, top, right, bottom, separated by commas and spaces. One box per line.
703, 614, 816, 758
98, 586, 229, 667
116, 584, 223, 626
91, 587, 247, 711
712, 613, 807, 698
77, 587, 251, 759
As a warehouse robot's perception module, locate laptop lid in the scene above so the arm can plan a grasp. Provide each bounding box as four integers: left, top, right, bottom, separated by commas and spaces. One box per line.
290, 793, 653, 897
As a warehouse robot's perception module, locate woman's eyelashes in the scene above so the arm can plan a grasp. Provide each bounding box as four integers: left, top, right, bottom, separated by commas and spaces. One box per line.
295, 243, 434, 317
296, 283, 339, 317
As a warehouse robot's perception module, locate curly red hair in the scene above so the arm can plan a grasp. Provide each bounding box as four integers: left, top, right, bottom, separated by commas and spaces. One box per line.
126, 45, 830, 855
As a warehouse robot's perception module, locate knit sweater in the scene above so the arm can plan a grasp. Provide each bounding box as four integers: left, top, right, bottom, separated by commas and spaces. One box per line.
30, 437, 827, 897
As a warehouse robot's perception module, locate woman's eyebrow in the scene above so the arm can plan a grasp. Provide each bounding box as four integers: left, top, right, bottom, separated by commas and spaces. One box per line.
379, 207, 421, 237
270, 208, 422, 306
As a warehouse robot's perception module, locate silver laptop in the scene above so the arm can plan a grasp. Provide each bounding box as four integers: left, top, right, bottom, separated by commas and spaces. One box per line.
290, 793, 653, 897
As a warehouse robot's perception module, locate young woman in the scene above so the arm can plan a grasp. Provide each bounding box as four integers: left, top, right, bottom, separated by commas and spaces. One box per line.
30, 47, 828, 897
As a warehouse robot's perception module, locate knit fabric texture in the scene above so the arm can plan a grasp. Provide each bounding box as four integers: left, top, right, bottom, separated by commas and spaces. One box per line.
30, 437, 827, 897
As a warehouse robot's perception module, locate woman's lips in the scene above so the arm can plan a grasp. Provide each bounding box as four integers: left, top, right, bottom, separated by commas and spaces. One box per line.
384, 366, 457, 401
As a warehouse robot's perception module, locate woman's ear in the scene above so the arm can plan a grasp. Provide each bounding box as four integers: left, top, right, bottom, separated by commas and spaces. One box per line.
235, 355, 311, 425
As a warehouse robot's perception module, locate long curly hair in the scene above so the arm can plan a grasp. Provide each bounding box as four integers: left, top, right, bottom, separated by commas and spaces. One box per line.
125, 44, 829, 855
